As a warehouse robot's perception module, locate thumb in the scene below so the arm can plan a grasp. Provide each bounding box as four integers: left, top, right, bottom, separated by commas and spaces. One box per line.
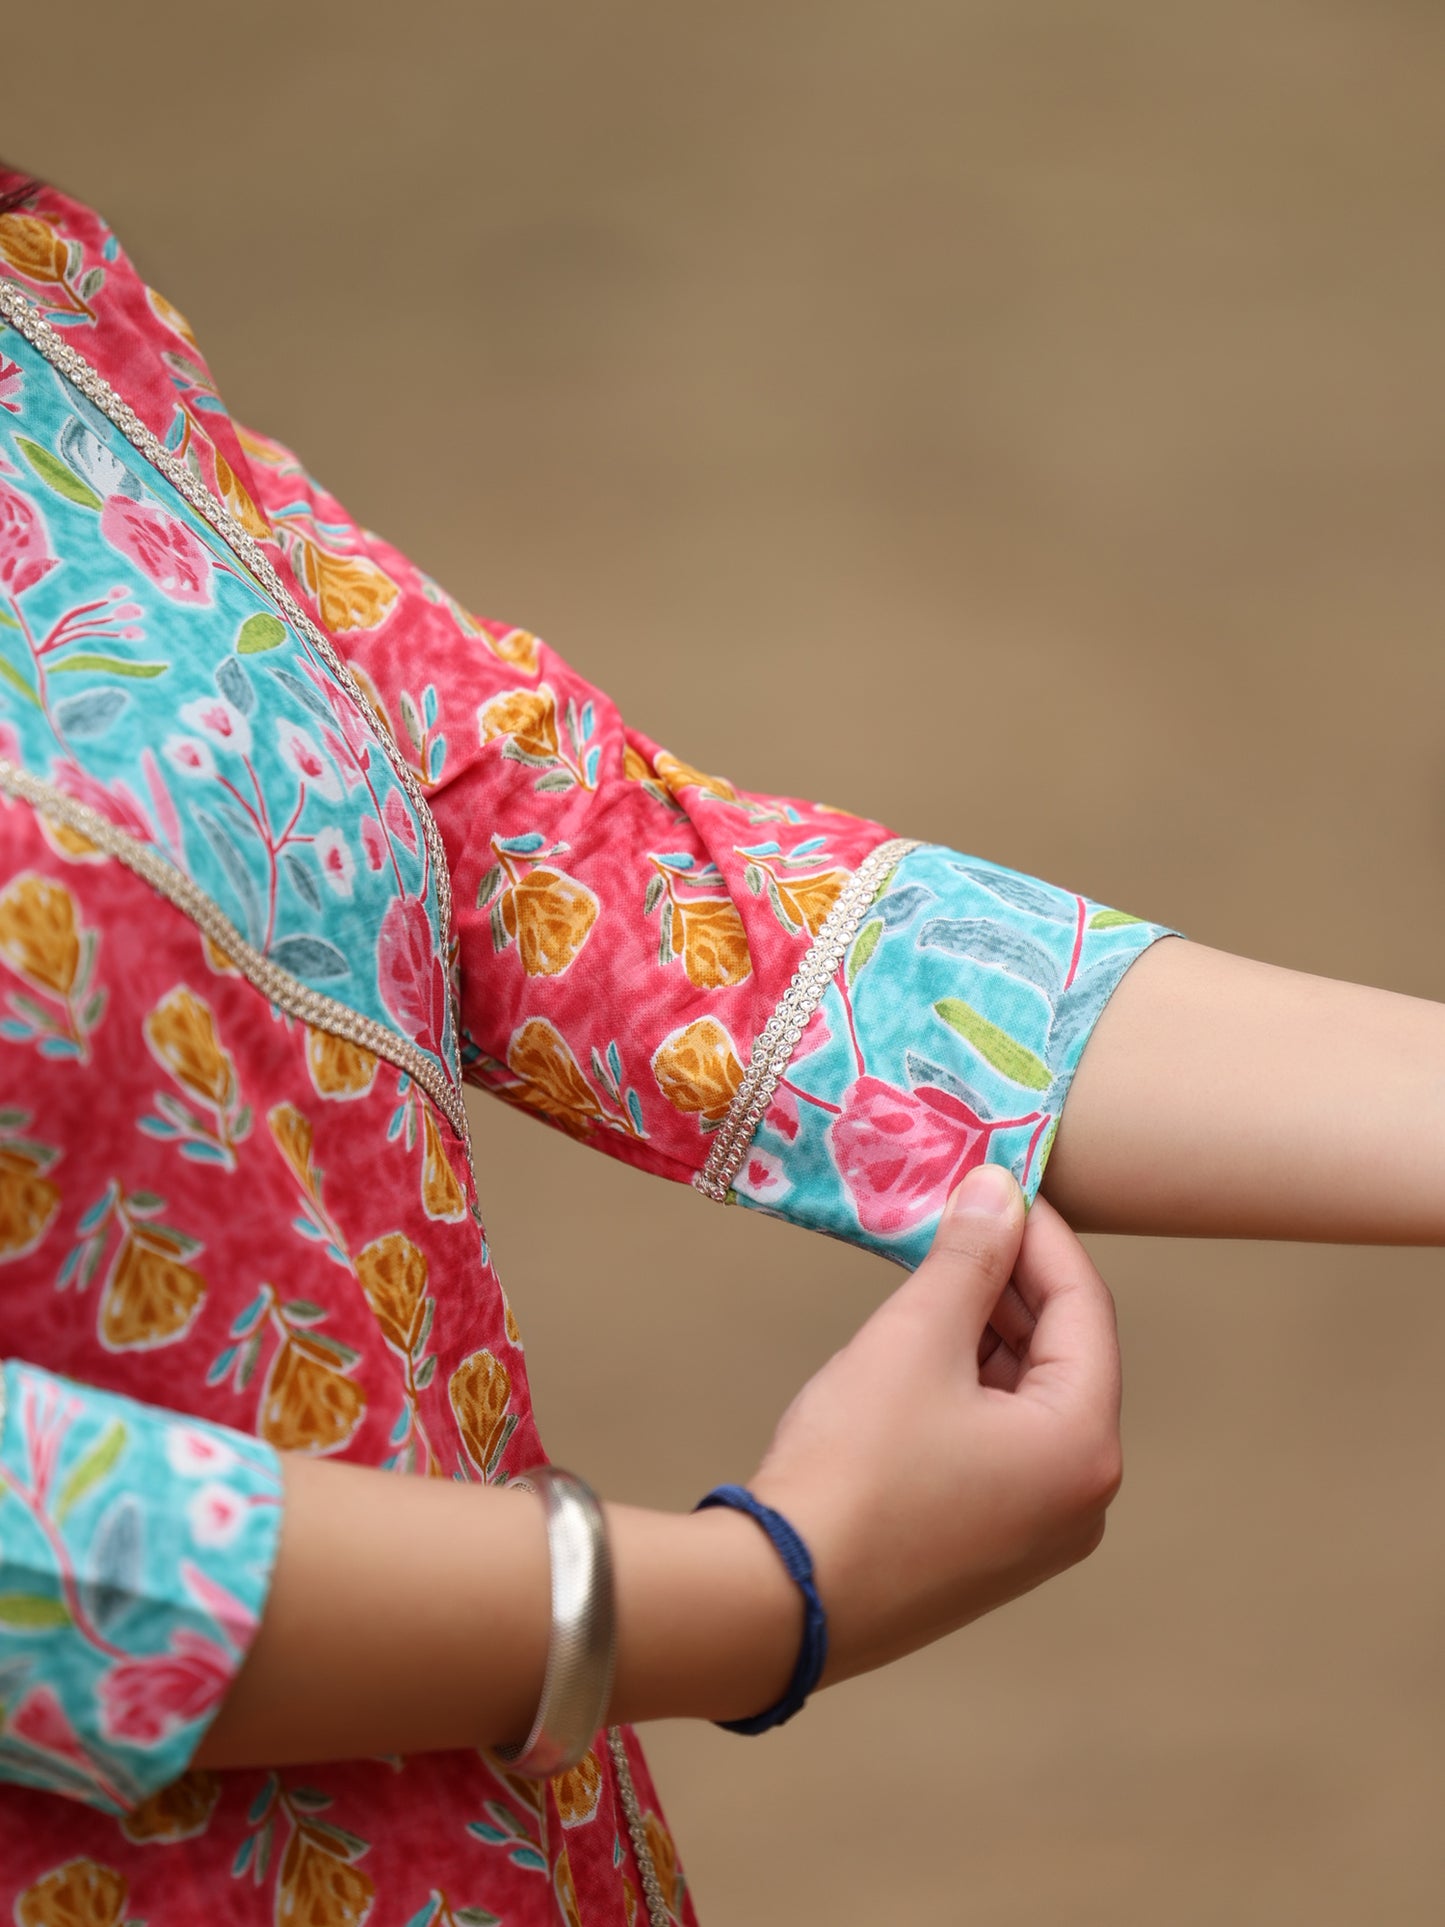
906, 1162, 1027, 1348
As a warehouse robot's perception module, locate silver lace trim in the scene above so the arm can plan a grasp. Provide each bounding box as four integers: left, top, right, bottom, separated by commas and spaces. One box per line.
607, 1725, 673, 1927
0, 277, 468, 1141
693, 835, 920, 1202
0, 757, 469, 1141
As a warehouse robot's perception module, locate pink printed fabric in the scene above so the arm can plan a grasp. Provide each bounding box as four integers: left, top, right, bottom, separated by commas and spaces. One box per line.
0, 173, 1172, 1927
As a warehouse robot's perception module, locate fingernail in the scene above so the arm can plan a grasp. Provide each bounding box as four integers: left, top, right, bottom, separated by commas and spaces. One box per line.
947, 1163, 1019, 1220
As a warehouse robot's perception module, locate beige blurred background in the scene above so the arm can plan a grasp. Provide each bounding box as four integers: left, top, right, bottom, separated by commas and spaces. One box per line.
7, 2, 1444, 1919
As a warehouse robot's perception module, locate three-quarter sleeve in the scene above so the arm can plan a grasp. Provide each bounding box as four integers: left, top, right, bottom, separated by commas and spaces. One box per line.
232, 438, 1176, 1268
0, 1360, 281, 1813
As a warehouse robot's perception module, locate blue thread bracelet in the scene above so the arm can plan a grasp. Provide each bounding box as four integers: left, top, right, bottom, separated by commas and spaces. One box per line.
693, 1483, 829, 1734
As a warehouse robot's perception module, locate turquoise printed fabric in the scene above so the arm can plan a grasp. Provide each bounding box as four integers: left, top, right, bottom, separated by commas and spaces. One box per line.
0, 330, 456, 1091
733, 843, 1177, 1266
0, 1359, 281, 1813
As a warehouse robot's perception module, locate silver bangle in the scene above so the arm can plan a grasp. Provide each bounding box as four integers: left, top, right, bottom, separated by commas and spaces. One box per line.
493, 1465, 616, 1778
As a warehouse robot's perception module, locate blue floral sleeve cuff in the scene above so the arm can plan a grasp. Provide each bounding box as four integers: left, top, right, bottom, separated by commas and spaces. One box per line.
0, 1360, 283, 1813
729, 843, 1179, 1268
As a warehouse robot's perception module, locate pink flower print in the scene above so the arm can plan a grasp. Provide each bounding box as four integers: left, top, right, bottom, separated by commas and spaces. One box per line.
0, 475, 57, 598
0, 354, 22, 414
317, 673, 374, 767
100, 493, 213, 605
383, 786, 419, 855
828, 1075, 990, 1237
0, 722, 22, 762
321, 724, 365, 790
793, 1005, 832, 1064
772, 1081, 801, 1142
361, 816, 387, 871
163, 733, 216, 779
166, 1426, 237, 1478
735, 1145, 791, 1204
179, 694, 252, 759
52, 761, 155, 841
100, 1630, 232, 1746
313, 826, 355, 899
187, 1481, 245, 1548
277, 719, 343, 801
7, 1687, 92, 1770
378, 892, 448, 1061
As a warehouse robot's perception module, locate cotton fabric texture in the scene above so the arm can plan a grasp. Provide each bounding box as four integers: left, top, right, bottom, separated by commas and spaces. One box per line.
0, 176, 1174, 1927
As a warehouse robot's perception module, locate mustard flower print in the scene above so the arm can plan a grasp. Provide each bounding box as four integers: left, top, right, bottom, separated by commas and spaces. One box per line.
120, 1768, 222, 1844
232, 1775, 376, 1926
210, 1284, 366, 1456
738, 836, 846, 937
643, 852, 752, 988
14, 1859, 129, 1927
59, 1183, 209, 1353
487, 1017, 646, 1142
651, 1017, 745, 1129
0, 1107, 62, 1263
0, 871, 105, 1062
141, 986, 252, 1169
448, 1349, 519, 1482
474, 832, 599, 977
386, 1073, 469, 1222
355, 1231, 441, 1474
552, 1749, 603, 1829
479, 683, 600, 792
305, 1025, 379, 1100
0, 208, 105, 320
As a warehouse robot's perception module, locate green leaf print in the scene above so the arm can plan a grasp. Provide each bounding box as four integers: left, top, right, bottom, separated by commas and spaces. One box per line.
0, 1593, 72, 1629
15, 437, 104, 512
235, 611, 287, 654
50, 655, 167, 678
55, 1420, 128, 1523
1088, 908, 1144, 929
933, 999, 1053, 1091
846, 917, 882, 986
0, 653, 40, 707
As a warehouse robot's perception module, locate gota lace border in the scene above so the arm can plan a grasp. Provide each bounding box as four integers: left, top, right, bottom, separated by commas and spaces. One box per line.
607, 1727, 672, 1927
693, 834, 920, 1203
0, 277, 466, 1123
0, 758, 469, 1141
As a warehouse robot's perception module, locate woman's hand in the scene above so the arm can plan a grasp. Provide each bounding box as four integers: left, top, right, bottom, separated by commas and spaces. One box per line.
201, 1162, 1121, 1765
749, 1162, 1123, 1687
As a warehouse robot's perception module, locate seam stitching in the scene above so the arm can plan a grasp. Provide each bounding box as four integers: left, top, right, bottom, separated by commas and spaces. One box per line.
0, 757, 469, 1141
693, 834, 921, 1203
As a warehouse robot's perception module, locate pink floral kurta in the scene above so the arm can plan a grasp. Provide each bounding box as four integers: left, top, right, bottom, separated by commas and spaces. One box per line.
0, 175, 1173, 1927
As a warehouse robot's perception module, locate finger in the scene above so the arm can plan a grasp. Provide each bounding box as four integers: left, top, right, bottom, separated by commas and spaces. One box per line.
987, 1280, 1036, 1356
1010, 1195, 1121, 1421
907, 1164, 1027, 1351
979, 1332, 1025, 1393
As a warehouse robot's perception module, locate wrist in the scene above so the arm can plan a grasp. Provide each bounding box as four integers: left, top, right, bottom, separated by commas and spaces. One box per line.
605, 1503, 803, 1726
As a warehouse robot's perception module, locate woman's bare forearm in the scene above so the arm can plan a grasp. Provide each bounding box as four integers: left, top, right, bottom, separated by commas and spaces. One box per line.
1042, 938, 1445, 1243
194, 1176, 1125, 1774
196, 1456, 798, 1769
